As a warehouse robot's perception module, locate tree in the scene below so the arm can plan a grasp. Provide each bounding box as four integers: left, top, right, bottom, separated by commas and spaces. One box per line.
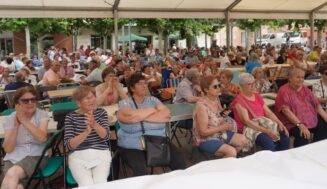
236, 19, 264, 51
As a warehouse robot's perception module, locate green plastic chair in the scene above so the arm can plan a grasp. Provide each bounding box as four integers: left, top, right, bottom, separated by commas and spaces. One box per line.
26, 129, 64, 189
1, 108, 15, 116
66, 168, 77, 186
50, 101, 78, 112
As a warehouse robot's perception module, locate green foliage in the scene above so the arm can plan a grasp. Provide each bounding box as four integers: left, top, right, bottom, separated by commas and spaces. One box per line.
236, 19, 264, 31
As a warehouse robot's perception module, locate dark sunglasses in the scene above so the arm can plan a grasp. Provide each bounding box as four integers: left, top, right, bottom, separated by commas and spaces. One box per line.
19, 97, 37, 104
212, 84, 221, 89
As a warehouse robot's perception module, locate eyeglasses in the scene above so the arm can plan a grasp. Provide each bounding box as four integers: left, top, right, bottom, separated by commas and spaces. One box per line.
19, 97, 37, 104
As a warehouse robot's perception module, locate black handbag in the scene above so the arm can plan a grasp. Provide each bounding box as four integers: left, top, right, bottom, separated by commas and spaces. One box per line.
132, 97, 171, 167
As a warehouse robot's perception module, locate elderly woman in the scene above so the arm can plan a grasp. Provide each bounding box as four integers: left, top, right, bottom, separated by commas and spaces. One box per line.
219, 70, 240, 96
1, 86, 49, 189
289, 50, 314, 76
246, 53, 262, 74
231, 52, 246, 66
252, 67, 272, 93
59, 57, 75, 80
193, 75, 247, 158
95, 67, 128, 106
64, 86, 111, 186
275, 68, 327, 147
117, 73, 186, 176
231, 73, 289, 151
80, 60, 102, 85
0, 67, 12, 85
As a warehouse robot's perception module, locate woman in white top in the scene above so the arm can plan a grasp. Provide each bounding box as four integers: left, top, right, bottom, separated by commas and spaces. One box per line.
1, 86, 49, 189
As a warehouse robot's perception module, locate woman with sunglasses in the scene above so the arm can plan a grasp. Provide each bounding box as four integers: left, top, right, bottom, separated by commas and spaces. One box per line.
193, 76, 246, 158
95, 67, 128, 106
1, 86, 49, 189
231, 73, 289, 151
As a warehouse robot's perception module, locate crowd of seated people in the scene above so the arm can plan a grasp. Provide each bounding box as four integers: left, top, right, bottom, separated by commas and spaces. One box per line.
0, 42, 327, 188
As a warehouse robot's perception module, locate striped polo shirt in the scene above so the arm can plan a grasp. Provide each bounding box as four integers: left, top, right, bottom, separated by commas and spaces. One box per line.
64, 107, 111, 153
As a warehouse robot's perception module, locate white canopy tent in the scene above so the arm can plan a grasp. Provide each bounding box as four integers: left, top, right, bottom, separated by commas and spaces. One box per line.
0, 0, 326, 53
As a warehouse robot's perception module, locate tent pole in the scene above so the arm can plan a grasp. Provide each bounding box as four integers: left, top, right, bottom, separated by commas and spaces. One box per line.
225, 11, 231, 51
310, 12, 315, 47
114, 9, 119, 56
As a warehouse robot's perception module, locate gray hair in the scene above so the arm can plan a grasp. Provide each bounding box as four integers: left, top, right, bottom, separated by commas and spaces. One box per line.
289, 68, 305, 78
238, 72, 255, 86
185, 68, 199, 81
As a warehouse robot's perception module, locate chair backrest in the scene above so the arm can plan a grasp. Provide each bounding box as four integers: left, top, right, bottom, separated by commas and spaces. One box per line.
57, 83, 80, 90
265, 66, 278, 80
88, 81, 102, 87
26, 129, 64, 187
277, 66, 291, 79
4, 90, 16, 108
50, 101, 78, 112
166, 78, 181, 88
1, 108, 15, 116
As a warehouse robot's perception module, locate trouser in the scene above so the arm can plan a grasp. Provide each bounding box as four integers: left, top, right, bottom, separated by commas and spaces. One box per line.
289, 115, 327, 148
68, 149, 111, 187
120, 143, 186, 176
255, 132, 290, 151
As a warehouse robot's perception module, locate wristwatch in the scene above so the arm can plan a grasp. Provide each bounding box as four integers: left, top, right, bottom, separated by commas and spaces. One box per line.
295, 123, 302, 127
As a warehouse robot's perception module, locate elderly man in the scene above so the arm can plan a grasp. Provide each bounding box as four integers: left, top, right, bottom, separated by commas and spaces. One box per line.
80, 59, 102, 85
4, 71, 32, 91
275, 68, 327, 147
38, 57, 52, 81
175, 68, 202, 104
42, 60, 61, 86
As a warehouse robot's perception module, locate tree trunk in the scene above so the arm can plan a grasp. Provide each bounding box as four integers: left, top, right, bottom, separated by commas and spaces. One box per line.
37, 37, 42, 59
158, 30, 163, 52
205, 33, 208, 49
186, 36, 192, 49
163, 34, 168, 55
103, 35, 107, 50
25, 27, 31, 58
318, 29, 323, 47
246, 29, 254, 52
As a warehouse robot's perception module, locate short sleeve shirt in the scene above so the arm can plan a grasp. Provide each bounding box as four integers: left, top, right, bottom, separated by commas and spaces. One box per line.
275, 84, 319, 130
117, 96, 166, 150
3, 109, 49, 163
86, 68, 102, 82
42, 69, 60, 86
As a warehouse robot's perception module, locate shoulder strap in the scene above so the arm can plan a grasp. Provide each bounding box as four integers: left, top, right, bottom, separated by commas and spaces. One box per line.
131, 97, 145, 134
237, 95, 257, 118
320, 80, 325, 98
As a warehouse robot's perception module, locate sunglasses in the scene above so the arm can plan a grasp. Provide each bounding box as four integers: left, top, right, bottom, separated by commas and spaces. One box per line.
212, 84, 221, 89
19, 97, 37, 104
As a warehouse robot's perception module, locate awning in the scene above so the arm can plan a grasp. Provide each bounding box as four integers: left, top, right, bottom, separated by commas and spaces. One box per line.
0, 0, 326, 19
119, 34, 147, 42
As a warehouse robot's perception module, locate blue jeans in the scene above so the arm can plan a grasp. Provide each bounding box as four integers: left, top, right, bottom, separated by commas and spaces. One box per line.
255, 132, 289, 151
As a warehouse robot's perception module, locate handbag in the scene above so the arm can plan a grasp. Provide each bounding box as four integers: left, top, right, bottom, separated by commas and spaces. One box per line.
132, 97, 171, 167
238, 96, 280, 152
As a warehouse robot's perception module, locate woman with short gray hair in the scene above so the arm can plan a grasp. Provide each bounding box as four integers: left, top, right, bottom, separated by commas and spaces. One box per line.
231, 73, 289, 151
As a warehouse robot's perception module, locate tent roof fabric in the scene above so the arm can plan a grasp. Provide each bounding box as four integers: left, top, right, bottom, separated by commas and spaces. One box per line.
0, 0, 326, 19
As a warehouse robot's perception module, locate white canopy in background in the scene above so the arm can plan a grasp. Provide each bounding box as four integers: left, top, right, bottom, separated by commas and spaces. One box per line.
0, 0, 326, 19
78, 140, 327, 189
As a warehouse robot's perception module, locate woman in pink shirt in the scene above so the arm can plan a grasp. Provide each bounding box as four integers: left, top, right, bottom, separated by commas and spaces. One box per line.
275, 68, 327, 147
231, 73, 289, 151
